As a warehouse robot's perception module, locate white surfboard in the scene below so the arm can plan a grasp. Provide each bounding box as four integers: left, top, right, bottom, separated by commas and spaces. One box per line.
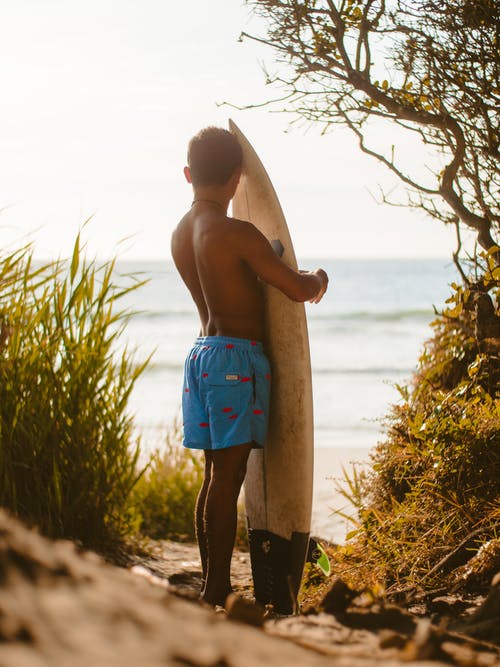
229, 119, 314, 614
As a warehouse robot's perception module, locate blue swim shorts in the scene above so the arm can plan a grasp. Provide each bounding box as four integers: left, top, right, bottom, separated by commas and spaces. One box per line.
182, 336, 271, 450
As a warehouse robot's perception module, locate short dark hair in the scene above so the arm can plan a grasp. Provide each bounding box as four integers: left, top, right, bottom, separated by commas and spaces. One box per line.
187, 127, 243, 186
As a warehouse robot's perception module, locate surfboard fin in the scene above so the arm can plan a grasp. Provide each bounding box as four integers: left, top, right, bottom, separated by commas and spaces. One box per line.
307, 538, 331, 577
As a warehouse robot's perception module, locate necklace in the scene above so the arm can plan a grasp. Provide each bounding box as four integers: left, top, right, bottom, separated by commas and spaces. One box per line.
191, 198, 226, 211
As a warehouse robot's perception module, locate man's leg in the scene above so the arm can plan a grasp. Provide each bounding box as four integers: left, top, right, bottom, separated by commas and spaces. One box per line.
202, 442, 253, 606
195, 451, 212, 586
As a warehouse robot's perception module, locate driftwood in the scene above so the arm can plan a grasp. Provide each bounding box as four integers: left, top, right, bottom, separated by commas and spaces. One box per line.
425, 526, 500, 584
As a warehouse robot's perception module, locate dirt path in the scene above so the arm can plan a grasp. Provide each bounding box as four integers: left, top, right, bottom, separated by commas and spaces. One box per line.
130, 540, 500, 666
0, 512, 498, 667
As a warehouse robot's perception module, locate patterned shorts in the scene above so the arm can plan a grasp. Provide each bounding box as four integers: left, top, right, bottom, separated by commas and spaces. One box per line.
182, 336, 271, 450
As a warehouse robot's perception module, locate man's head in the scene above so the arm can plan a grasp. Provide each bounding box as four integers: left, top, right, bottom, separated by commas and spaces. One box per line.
185, 127, 243, 188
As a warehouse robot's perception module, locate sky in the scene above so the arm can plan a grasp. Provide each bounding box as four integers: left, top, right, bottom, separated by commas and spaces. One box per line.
0, 0, 460, 261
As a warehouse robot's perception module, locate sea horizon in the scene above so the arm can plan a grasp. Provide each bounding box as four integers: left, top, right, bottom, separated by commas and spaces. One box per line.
32, 254, 455, 265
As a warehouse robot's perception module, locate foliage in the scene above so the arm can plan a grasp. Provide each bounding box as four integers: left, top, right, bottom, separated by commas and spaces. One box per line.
0, 239, 147, 546
334, 264, 500, 592
132, 426, 204, 541
241, 0, 499, 256
132, 426, 249, 548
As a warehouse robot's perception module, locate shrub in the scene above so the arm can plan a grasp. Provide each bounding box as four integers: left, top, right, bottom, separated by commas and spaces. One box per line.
335, 257, 500, 592
0, 239, 147, 546
132, 425, 204, 541
132, 425, 249, 548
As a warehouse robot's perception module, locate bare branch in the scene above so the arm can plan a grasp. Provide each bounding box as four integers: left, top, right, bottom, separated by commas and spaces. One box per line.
339, 107, 440, 195
240, 0, 499, 260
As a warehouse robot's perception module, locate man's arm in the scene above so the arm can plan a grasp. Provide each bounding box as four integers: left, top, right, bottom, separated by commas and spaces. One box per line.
236, 222, 328, 303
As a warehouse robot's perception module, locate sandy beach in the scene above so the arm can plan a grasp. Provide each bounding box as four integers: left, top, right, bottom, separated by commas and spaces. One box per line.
312, 446, 370, 543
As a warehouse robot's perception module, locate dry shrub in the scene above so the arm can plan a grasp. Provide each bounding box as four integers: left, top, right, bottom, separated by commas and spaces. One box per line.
334, 261, 500, 593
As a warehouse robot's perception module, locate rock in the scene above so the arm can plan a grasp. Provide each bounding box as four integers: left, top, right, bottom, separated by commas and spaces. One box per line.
451, 540, 500, 592
456, 617, 500, 644
429, 595, 469, 616
130, 565, 170, 589
441, 640, 499, 666
378, 629, 407, 649
450, 571, 500, 644
337, 604, 417, 635
402, 618, 447, 662
470, 572, 500, 622
225, 593, 264, 627
320, 578, 358, 614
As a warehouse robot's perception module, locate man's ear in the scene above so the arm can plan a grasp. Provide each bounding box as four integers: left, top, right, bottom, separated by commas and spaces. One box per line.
183, 166, 192, 184
229, 167, 242, 191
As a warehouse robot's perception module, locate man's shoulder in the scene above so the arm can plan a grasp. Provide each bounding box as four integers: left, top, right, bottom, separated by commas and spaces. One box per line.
226, 216, 260, 237
171, 211, 190, 238
224, 218, 268, 255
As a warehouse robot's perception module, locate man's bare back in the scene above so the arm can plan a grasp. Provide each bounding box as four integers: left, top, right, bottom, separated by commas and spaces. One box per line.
171, 202, 266, 341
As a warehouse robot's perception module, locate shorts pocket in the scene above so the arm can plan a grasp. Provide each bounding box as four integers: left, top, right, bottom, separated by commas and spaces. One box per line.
206, 372, 242, 420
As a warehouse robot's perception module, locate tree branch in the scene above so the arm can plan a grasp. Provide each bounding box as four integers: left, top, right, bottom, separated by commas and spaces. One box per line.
339, 107, 440, 195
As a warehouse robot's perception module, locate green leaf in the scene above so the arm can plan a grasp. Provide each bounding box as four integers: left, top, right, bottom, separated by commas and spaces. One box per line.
314, 542, 331, 576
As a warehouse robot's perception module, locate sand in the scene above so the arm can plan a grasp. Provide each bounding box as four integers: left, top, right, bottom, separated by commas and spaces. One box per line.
312, 446, 370, 542
1, 509, 499, 667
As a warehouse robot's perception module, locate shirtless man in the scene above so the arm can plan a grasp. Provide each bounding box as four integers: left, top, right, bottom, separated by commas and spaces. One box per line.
171, 126, 328, 607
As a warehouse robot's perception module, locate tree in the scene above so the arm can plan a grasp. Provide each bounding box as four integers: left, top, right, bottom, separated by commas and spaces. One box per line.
238, 1, 500, 597
240, 0, 499, 261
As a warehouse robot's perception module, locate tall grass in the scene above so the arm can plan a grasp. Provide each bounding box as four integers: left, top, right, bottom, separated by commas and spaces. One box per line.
0, 238, 147, 546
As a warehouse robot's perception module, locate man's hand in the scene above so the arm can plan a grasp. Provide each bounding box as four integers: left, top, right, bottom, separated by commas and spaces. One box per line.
299, 268, 329, 304
309, 268, 329, 304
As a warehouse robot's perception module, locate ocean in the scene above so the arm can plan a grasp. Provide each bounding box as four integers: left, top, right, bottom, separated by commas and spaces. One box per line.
117, 258, 457, 542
